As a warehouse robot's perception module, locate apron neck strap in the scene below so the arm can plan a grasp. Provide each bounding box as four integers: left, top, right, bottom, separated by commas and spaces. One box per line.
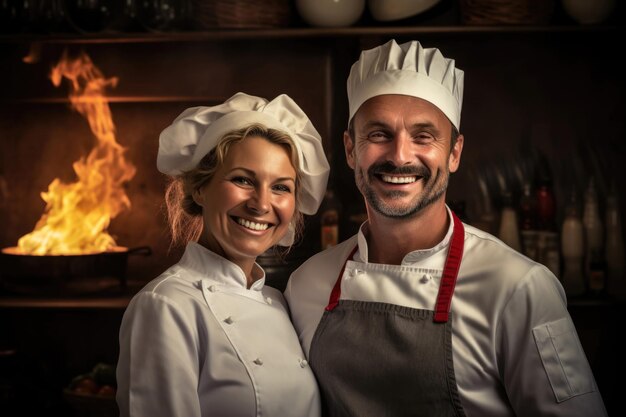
326, 246, 359, 311
433, 212, 464, 323
325, 212, 465, 324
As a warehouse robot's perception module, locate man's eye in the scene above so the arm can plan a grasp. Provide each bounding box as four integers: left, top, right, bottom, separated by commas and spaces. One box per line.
367, 131, 389, 141
414, 133, 435, 142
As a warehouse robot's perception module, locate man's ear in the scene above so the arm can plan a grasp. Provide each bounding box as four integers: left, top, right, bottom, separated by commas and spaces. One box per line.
449, 134, 464, 173
344, 130, 355, 170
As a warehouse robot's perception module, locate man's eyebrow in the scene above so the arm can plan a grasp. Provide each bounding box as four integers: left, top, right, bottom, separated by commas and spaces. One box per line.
410, 122, 438, 131
362, 120, 439, 132
362, 120, 392, 130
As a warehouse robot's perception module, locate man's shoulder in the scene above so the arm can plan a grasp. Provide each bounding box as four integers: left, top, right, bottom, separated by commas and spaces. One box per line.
293, 235, 359, 276
462, 222, 551, 281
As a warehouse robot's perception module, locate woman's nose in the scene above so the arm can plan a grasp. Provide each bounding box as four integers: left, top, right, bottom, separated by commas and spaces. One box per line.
246, 188, 270, 214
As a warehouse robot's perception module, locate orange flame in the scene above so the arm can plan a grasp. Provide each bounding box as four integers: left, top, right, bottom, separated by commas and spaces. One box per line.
17, 51, 136, 255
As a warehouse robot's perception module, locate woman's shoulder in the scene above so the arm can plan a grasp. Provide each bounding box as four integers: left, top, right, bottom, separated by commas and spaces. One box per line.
130, 265, 205, 307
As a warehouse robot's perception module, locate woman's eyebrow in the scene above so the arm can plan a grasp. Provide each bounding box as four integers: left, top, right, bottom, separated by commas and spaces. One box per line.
229, 167, 295, 183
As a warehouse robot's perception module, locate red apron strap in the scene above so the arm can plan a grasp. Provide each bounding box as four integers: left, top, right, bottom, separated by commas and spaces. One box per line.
434, 212, 465, 323
326, 246, 359, 311
324, 212, 465, 320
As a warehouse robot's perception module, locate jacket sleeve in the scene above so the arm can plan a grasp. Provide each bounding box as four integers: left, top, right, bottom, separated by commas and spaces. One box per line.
497, 265, 608, 416
116, 291, 202, 417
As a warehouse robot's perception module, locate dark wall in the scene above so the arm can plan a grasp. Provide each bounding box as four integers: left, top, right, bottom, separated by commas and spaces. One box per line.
0, 21, 625, 416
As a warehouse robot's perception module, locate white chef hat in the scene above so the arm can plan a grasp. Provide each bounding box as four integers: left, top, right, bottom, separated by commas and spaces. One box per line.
157, 92, 330, 245
347, 39, 464, 130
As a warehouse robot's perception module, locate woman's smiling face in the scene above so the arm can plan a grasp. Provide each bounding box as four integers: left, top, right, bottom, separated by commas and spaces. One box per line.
193, 135, 297, 269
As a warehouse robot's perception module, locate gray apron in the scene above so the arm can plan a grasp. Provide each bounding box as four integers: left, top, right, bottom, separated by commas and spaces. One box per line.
309, 213, 467, 417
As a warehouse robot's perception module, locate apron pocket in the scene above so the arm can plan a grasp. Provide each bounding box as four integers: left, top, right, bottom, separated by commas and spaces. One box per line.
532, 316, 596, 402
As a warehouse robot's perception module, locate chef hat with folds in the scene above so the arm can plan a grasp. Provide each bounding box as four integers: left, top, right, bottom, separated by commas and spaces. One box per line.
157, 92, 330, 245
347, 39, 464, 130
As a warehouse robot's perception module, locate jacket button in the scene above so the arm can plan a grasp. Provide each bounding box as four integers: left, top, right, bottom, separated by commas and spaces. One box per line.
265, 297, 272, 305
253, 358, 263, 365
420, 274, 430, 283
208, 285, 217, 292
223, 316, 234, 324
299, 359, 308, 368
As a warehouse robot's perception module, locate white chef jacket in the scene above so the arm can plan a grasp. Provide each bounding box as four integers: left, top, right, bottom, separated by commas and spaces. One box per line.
117, 241, 321, 417
285, 208, 607, 417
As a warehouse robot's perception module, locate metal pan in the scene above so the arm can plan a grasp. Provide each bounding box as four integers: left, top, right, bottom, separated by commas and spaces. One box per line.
0, 246, 151, 296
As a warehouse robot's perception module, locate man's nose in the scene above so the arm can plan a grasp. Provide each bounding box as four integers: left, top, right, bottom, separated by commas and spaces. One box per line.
387, 133, 413, 166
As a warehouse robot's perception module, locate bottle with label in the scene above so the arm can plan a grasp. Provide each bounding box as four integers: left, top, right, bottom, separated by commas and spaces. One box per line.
320, 188, 341, 250
605, 184, 625, 299
533, 172, 561, 276
498, 191, 521, 252
535, 176, 557, 232
583, 177, 605, 295
542, 231, 561, 277
588, 249, 607, 296
561, 187, 586, 297
519, 182, 539, 261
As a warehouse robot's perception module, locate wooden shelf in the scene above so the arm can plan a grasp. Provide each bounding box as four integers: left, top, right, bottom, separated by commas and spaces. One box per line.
1, 96, 227, 104
0, 281, 145, 309
0, 25, 622, 44
0, 295, 132, 309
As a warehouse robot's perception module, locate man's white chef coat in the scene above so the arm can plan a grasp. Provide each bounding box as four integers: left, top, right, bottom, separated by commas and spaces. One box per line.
117, 241, 321, 417
285, 208, 607, 417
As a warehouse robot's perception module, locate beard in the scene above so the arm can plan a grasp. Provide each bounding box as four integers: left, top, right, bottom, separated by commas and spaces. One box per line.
355, 160, 449, 219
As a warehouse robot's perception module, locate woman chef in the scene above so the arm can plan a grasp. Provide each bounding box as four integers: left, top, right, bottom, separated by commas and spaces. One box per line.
116, 92, 329, 417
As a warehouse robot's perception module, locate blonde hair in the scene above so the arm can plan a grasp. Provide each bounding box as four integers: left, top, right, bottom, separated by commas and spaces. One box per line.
164, 123, 304, 253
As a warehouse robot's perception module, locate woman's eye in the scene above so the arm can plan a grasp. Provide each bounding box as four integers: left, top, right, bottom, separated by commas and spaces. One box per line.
232, 177, 252, 186
273, 184, 292, 193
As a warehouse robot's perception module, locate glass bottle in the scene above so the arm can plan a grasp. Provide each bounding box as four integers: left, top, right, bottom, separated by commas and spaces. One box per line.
519, 182, 539, 261
561, 188, 585, 297
543, 231, 560, 277
535, 176, 557, 232
583, 177, 605, 295
320, 188, 341, 250
498, 191, 521, 252
588, 249, 607, 296
605, 185, 625, 299
64, 0, 120, 33
137, 0, 192, 32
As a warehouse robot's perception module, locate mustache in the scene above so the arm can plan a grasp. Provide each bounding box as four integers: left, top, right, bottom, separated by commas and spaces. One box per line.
368, 161, 431, 178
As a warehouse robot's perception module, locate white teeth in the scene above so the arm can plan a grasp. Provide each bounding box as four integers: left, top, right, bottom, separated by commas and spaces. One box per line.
381, 175, 417, 184
237, 218, 269, 231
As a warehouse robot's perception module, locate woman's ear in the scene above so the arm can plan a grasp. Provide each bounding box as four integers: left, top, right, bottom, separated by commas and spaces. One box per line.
192, 187, 204, 207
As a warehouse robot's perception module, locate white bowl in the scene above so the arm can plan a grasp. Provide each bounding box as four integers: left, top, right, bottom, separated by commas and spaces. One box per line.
368, 0, 442, 22
296, 0, 366, 27
561, 0, 615, 25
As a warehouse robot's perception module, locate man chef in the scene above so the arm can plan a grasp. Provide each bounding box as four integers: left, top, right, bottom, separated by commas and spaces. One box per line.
285, 39, 608, 417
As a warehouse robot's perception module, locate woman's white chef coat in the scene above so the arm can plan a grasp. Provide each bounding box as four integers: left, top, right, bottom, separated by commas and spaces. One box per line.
117, 241, 321, 417
285, 208, 607, 417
